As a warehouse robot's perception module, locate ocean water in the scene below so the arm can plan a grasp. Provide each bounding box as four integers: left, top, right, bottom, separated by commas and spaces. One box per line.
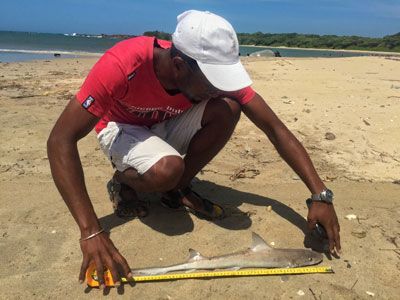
0, 30, 370, 63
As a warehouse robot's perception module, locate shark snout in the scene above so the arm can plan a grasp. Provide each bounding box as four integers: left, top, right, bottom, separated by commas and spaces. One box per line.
291, 250, 323, 267
306, 251, 323, 265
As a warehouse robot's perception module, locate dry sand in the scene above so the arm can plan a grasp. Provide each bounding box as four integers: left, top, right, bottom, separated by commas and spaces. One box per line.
0, 55, 399, 299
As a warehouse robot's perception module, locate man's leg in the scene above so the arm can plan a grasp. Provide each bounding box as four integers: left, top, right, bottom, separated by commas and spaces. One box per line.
115, 155, 184, 193
110, 155, 184, 217
179, 97, 241, 188
113, 97, 240, 217
99, 122, 185, 217
172, 97, 241, 214
116, 97, 240, 190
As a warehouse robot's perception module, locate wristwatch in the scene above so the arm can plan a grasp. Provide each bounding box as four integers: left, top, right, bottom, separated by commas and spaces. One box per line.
311, 188, 334, 203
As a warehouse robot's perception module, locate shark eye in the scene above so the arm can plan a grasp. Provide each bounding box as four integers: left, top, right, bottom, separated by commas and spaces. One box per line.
308, 257, 313, 261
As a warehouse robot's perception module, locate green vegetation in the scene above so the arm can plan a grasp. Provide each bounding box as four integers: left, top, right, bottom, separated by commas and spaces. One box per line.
237, 32, 400, 52
142, 30, 400, 53
143, 31, 172, 41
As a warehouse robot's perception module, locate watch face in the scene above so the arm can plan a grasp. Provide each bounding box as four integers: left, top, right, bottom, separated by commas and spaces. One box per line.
324, 189, 334, 201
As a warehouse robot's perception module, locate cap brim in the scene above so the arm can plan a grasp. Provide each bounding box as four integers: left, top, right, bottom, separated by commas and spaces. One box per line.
197, 60, 252, 92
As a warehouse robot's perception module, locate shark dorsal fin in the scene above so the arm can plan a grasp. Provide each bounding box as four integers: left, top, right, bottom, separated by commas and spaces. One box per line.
251, 232, 272, 252
188, 248, 205, 262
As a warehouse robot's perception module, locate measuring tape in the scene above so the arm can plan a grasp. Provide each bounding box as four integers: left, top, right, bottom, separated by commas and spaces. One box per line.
86, 266, 333, 287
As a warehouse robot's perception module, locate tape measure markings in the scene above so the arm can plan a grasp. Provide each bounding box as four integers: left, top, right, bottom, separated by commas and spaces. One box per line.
119, 266, 333, 283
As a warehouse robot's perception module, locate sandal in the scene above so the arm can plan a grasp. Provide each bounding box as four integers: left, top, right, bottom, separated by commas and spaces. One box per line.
107, 178, 149, 218
161, 186, 225, 220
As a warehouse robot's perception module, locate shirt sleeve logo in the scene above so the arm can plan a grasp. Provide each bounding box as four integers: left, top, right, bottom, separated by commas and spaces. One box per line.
82, 95, 95, 109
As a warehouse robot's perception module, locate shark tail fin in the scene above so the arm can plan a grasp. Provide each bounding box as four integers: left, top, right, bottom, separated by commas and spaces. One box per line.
188, 248, 206, 262
251, 232, 272, 252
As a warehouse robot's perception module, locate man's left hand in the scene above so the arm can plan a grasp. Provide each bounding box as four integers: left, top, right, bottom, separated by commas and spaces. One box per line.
307, 201, 341, 255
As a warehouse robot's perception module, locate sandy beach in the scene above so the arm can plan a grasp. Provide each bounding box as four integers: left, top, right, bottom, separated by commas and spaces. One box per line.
0, 55, 399, 299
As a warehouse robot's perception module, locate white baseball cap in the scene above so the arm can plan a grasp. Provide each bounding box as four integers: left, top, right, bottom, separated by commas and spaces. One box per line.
172, 10, 252, 92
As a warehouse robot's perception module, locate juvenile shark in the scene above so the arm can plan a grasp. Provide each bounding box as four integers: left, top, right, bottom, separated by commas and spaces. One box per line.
131, 232, 323, 276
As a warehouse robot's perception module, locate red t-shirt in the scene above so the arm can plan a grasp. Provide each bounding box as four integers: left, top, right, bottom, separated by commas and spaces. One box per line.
76, 36, 256, 133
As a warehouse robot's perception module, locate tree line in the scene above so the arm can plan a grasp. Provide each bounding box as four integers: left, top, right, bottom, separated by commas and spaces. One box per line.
143, 31, 400, 52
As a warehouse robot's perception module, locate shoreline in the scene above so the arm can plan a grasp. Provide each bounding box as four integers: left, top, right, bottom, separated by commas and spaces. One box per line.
0, 49, 101, 63
0, 48, 102, 57
3, 45, 399, 64
241, 44, 400, 56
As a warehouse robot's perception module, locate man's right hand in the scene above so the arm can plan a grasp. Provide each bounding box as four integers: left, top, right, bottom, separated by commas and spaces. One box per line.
78, 232, 132, 288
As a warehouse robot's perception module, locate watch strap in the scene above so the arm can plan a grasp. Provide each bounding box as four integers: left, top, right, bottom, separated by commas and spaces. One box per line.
311, 188, 333, 203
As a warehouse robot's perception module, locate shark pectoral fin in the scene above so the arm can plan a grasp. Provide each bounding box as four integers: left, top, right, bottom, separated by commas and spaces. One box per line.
227, 266, 241, 271
251, 232, 273, 252
188, 248, 206, 262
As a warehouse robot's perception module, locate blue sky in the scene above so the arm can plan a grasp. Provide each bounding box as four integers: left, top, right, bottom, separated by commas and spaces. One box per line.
0, 0, 399, 37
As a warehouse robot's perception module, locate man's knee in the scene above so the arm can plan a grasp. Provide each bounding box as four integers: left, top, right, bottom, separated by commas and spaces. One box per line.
202, 97, 241, 128
119, 155, 184, 192
223, 97, 242, 124
144, 155, 184, 191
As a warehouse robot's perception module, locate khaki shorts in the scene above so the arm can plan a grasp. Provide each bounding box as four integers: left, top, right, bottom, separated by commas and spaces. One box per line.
97, 100, 208, 174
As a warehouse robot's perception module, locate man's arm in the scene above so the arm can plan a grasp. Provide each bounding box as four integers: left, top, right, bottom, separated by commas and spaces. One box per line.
47, 97, 132, 287
242, 93, 341, 254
